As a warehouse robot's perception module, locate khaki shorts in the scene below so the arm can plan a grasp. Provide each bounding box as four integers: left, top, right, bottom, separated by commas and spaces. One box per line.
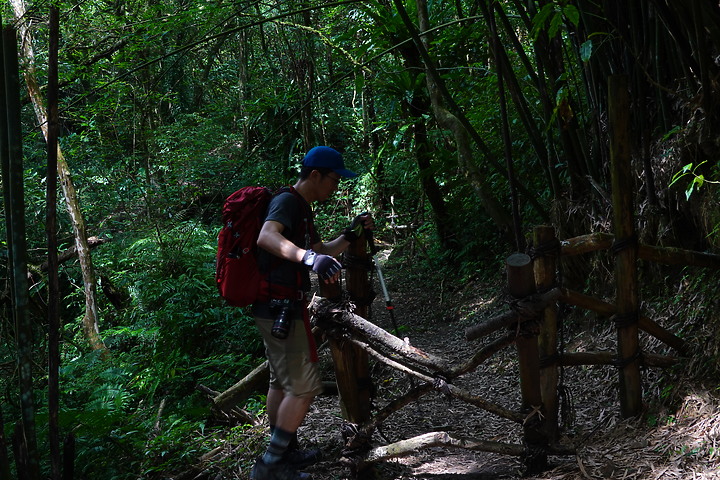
254, 312, 323, 398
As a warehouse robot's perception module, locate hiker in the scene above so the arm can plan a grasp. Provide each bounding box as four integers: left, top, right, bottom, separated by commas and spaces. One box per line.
250, 146, 373, 480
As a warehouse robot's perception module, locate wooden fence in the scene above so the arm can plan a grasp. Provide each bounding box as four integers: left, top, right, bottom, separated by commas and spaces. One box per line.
208, 75, 720, 475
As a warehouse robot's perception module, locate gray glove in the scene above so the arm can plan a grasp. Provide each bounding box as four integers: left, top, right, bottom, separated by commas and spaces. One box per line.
302, 249, 342, 279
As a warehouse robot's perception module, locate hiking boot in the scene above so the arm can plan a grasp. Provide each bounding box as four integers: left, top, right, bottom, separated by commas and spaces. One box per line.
284, 446, 322, 468
250, 457, 312, 480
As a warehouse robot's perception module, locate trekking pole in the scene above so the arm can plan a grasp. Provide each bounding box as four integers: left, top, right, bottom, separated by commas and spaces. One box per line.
366, 229, 419, 406
366, 229, 401, 337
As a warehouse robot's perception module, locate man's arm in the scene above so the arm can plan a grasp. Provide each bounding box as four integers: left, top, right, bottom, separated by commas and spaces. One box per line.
257, 220, 345, 260
312, 236, 350, 257
258, 220, 343, 283
313, 213, 375, 257
257, 220, 305, 263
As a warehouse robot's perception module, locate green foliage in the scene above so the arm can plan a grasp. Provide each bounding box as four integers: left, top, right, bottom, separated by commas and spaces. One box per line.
670, 161, 717, 200
531, 1, 580, 39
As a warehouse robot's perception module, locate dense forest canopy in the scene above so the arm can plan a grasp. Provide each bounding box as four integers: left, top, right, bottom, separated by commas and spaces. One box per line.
2, 0, 720, 478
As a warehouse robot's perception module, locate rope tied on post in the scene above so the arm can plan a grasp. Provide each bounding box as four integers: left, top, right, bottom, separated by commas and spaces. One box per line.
527, 237, 561, 260
611, 311, 639, 328
611, 234, 638, 254
613, 348, 644, 369
343, 253, 374, 271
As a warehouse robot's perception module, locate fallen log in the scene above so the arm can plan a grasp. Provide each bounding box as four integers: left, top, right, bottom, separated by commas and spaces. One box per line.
354, 431, 526, 469
211, 361, 269, 414
310, 296, 450, 376
348, 337, 437, 382
196, 384, 260, 426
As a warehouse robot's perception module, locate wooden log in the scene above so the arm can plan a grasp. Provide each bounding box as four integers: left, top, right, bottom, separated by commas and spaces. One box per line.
534, 225, 559, 442
337, 233, 372, 424
559, 231, 720, 269
198, 384, 259, 426
212, 361, 269, 414
609, 74, 642, 418
638, 244, 720, 268
464, 310, 519, 340
507, 253, 535, 297
558, 288, 689, 355
453, 332, 516, 377
354, 383, 434, 446
506, 253, 547, 470
320, 277, 367, 425
311, 296, 450, 376
464, 288, 562, 341
558, 351, 678, 368
356, 431, 526, 469
323, 325, 523, 424
560, 232, 614, 256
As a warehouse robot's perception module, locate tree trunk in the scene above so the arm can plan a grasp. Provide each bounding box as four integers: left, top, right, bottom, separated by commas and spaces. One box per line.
1, 24, 41, 479
411, 0, 516, 243
47, 5, 62, 478
409, 91, 454, 250
11, 0, 108, 354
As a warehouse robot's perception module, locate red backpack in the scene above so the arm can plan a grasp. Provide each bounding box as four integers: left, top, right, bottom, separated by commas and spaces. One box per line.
215, 186, 308, 307
215, 186, 273, 307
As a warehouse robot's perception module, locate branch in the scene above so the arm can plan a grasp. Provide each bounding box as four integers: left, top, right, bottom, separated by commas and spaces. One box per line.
355, 431, 526, 469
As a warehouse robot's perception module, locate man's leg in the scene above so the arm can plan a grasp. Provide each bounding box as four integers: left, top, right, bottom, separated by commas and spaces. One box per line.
262, 394, 314, 465
266, 387, 284, 428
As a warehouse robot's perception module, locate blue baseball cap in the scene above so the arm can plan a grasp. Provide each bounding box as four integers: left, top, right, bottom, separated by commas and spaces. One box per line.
302, 146, 358, 178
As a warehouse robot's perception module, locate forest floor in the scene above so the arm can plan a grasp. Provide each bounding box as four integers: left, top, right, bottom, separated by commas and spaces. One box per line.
226, 250, 720, 480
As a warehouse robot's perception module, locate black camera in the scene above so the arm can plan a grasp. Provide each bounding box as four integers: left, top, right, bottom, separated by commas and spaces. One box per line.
269, 298, 294, 339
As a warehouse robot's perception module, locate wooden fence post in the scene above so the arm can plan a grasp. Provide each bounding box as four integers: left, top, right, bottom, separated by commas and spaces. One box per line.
321, 233, 372, 425
507, 253, 547, 473
608, 74, 642, 418
533, 226, 559, 442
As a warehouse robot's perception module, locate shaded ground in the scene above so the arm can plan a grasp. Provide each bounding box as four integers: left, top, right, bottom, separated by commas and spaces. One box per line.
217, 253, 720, 480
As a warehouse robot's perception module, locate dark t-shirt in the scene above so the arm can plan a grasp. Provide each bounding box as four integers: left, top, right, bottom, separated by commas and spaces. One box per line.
253, 190, 319, 316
